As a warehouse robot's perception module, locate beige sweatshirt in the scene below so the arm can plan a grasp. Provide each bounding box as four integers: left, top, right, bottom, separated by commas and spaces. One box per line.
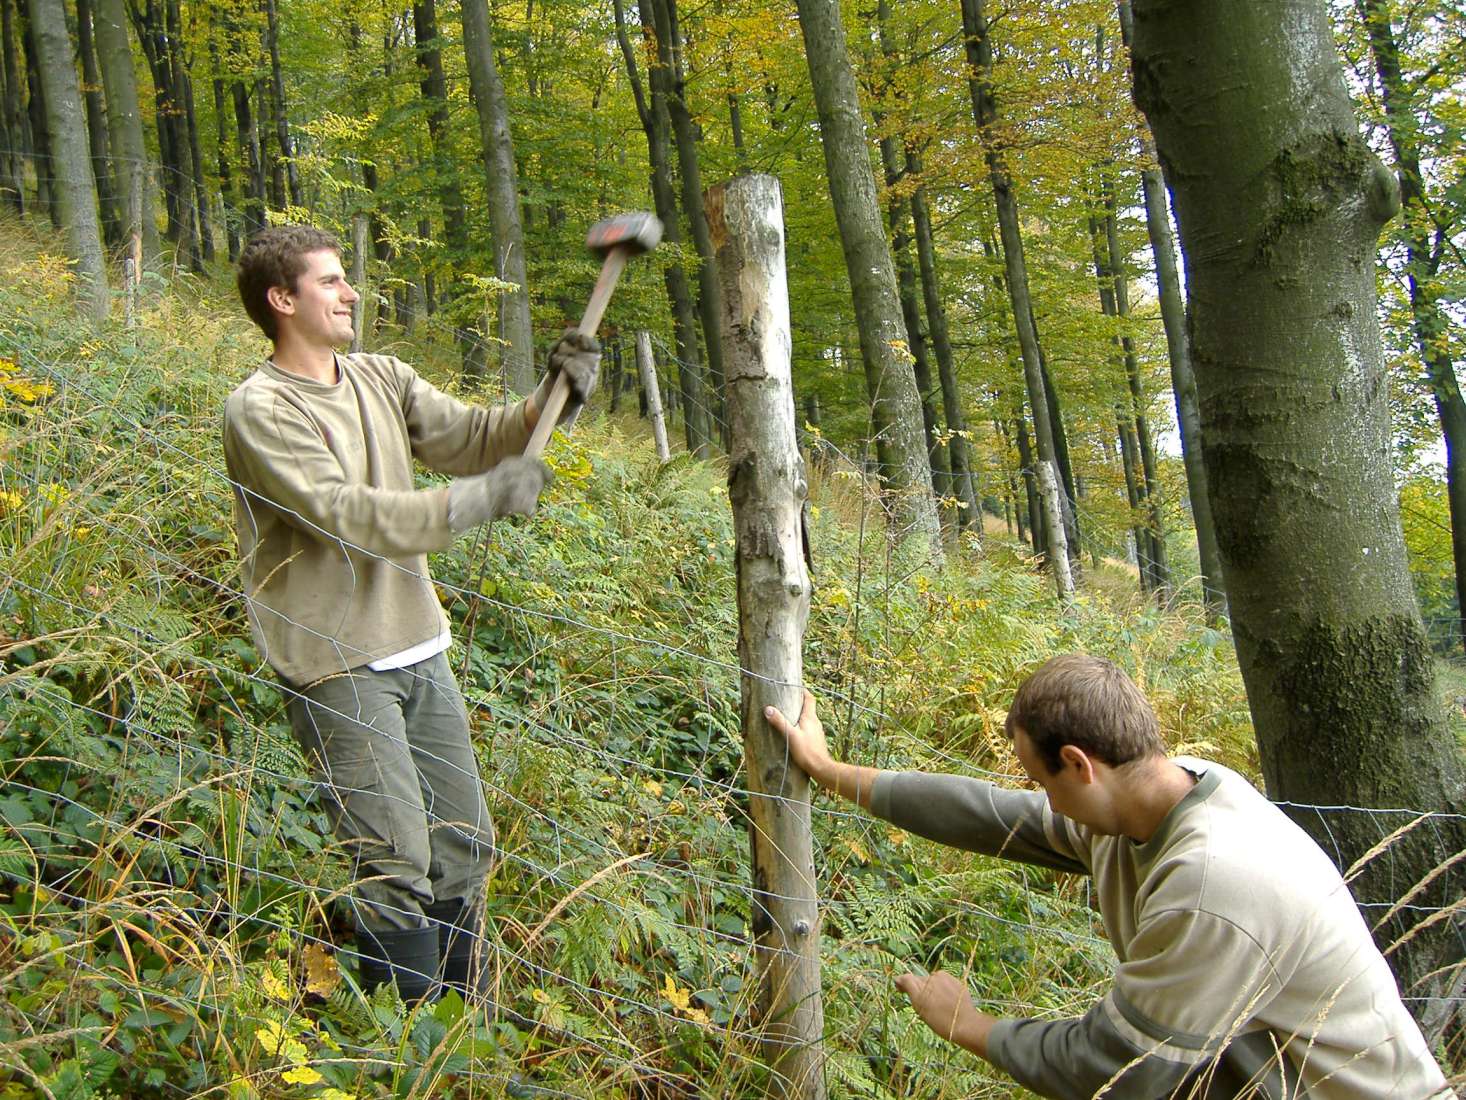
223, 353, 532, 684
869, 760, 1454, 1100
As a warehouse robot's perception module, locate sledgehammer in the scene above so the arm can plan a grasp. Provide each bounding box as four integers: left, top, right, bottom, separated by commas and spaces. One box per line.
524, 211, 664, 457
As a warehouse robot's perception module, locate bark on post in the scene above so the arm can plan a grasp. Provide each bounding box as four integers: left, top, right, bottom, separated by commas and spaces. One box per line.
635, 329, 671, 463
707, 173, 826, 1100
31, 0, 108, 322
1129, 0, 1466, 1037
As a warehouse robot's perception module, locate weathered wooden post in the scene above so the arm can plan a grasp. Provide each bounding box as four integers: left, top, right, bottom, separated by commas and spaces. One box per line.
706, 173, 826, 1100
635, 330, 671, 463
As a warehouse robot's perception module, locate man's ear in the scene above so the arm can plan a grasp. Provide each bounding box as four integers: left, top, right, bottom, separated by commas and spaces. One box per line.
1057, 743, 1097, 784
265, 284, 294, 317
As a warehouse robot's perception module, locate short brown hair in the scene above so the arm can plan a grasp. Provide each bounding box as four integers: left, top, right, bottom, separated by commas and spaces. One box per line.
1005, 654, 1165, 774
237, 225, 341, 340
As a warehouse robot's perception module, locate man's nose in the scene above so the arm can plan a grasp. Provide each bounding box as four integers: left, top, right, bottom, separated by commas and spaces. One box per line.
342, 281, 360, 303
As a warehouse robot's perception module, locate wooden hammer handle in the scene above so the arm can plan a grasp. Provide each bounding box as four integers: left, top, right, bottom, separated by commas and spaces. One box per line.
524, 247, 632, 457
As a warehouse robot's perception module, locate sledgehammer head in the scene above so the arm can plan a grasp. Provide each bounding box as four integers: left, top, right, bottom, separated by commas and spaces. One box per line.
586, 211, 663, 258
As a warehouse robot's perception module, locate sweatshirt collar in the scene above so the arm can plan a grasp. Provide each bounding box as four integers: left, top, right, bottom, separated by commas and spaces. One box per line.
1133, 765, 1221, 863
260, 353, 345, 389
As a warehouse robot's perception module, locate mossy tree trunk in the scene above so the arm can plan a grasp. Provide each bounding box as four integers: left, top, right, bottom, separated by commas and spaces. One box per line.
1130, 0, 1466, 1039
793, 0, 942, 562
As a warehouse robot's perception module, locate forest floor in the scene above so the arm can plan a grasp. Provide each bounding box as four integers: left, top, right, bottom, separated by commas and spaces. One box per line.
0, 218, 1453, 1097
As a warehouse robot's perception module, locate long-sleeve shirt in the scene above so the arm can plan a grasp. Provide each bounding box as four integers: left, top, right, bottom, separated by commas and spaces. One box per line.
869, 760, 1454, 1100
223, 353, 533, 684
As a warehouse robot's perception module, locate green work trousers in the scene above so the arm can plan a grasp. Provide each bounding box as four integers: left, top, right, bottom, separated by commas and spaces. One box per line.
286, 651, 496, 933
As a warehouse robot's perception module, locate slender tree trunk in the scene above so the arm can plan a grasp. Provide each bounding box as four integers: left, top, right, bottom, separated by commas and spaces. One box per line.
1116, 406, 1153, 588
1, 0, 24, 212
1036, 332, 1081, 562
1130, 0, 1466, 1039
231, 78, 264, 236
1037, 459, 1073, 598
21, 8, 55, 223
133, 0, 182, 246
793, 0, 942, 561
962, 0, 1062, 573
261, 0, 297, 208
460, 0, 534, 394
909, 154, 979, 528
209, 41, 238, 261
74, 0, 119, 247
613, 0, 710, 457
708, 172, 827, 1100
413, 0, 484, 381
30, 0, 107, 320
1357, 0, 1466, 661
1102, 176, 1169, 592
877, 128, 949, 507
164, 0, 205, 268
93, 0, 154, 261
655, 0, 728, 444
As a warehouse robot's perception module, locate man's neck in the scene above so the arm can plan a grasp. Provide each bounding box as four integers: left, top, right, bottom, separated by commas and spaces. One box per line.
270, 341, 339, 384
1116, 758, 1199, 844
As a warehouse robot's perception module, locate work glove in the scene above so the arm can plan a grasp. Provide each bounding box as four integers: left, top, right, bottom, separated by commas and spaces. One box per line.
533, 328, 601, 429
447, 455, 553, 533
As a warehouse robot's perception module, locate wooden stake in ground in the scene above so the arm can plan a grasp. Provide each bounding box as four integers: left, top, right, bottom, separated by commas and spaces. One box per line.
634, 330, 671, 463
706, 173, 826, 1100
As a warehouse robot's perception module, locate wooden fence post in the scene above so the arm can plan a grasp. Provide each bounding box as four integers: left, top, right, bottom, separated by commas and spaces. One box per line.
635, 330, 671, 463
707, 173, 826, 1100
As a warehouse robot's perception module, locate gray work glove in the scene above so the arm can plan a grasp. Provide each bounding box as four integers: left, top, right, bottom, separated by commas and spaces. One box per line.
533, 328, 601, 429
447, 455, 553, 532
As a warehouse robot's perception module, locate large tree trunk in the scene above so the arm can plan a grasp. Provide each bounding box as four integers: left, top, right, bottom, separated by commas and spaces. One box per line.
613, 0, 711, 457
74, 0, 119, 248
792, 0, 942, 561
413, 0, 485, 381
30, 0, 107, 320
655, 0, 727, 445
1, 0, 25, 212
1358, 0, 1466, 661
460, 0, 533, 395
708, 172, 827, 1100
93, 0, 155, 261
1129, 0, 1466, 1040
961, 0, 1064, 576
909, 154, 980, 529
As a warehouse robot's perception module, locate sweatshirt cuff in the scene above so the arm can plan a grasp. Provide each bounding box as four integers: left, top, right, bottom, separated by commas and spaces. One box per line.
985, 1018, 1018, 1076
869, 771, 900, 821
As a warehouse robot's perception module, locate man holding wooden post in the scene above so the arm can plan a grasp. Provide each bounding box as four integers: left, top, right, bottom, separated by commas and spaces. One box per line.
765, 654, 1453, 1099
222, 223, 601, 1004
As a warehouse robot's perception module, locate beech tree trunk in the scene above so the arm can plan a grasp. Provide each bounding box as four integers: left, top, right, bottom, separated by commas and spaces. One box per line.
654, 0, 727, 444
413, 0, 484, 381
613, 0, 711, 457
707, 172, 826, 1100
962, 0, 1064, 574
169, 0, 210, 262
909, 155, 979, 529
1130, 0, 1466, 1039
21, 8, 55, 223
1, 0, 24, 212
94, 0, 155, 260
793, 0, 942, 561
262, 0, 298, 209
461, 0, 534, 395
231, 77, 265, 237
30, 0, 107, 320
1358, 0, 1466, 661
74, 0, 119, 248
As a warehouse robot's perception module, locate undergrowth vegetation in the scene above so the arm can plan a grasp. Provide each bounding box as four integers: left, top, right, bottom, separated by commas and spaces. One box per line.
0, 220, 1255, 1098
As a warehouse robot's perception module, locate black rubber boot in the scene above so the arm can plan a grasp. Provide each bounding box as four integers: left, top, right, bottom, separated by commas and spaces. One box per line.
357, 924, 440, 1003
425, 899, 486, 1000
